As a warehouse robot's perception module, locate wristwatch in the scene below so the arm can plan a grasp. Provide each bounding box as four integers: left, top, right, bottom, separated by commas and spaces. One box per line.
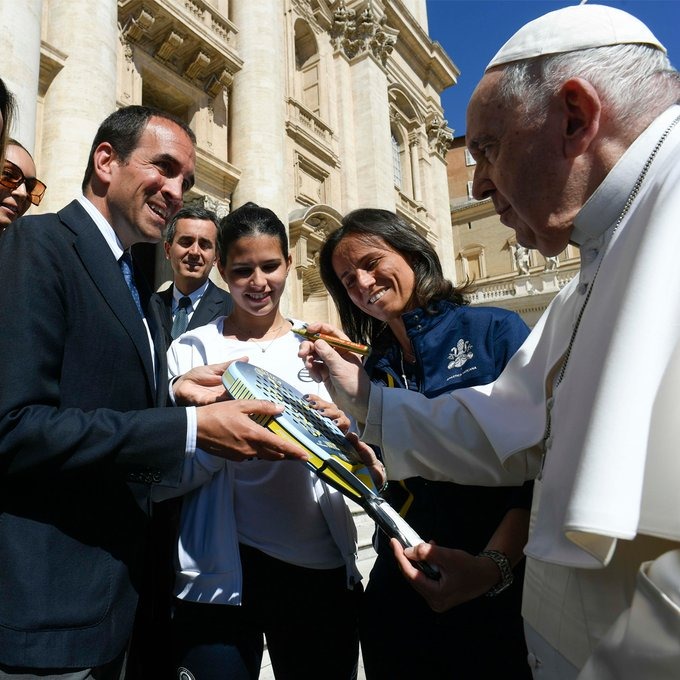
479, 549, 514, 597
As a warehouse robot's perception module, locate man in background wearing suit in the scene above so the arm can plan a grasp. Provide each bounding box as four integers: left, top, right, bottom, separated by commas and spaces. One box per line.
0, 105, 305, 679
151, 205, 232, 348
140, 207, 232, 678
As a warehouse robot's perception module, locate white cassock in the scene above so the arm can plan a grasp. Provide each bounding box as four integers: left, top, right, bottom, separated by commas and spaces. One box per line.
362, 105, 680, 678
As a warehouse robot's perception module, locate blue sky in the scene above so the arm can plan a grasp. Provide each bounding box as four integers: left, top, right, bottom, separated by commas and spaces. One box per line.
425, 0, 680, 137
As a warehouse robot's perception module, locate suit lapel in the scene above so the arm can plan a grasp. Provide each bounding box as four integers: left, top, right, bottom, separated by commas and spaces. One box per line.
189, 281, 225, 330
150, 286, 174, 341
60, 202, 157, 396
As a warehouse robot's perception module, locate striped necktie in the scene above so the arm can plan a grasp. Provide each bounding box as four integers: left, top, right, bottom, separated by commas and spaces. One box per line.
119, 251, 144, 317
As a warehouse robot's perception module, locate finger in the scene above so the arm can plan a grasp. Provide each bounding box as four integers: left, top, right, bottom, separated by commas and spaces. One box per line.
391, 540, 445, 608
391, 538, 424, 580
297, 340, 316, 359
235, 399, 285, 416
308, 322, 350, 340
224, 356, 249, 367
314, 338, 363, 367
253, 429, 309, 462
405, 541, 443, 569
206, 361, 230, 373
300, 350, 328, 384
197, 374, 227, 386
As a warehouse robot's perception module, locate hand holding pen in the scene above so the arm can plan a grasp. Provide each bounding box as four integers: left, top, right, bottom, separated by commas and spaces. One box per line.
291, 322, 371, 357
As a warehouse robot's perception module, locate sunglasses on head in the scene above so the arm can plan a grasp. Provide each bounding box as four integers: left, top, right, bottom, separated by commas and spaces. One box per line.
0, 159, 47, 206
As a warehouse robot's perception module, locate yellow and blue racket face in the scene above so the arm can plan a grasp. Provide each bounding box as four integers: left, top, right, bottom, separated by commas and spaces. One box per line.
222, 362, 376, 498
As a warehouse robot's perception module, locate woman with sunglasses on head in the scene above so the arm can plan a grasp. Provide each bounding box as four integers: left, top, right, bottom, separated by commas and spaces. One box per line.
154, 202, 363, 680
0, 140, 46, 235
318, 208, 534, 679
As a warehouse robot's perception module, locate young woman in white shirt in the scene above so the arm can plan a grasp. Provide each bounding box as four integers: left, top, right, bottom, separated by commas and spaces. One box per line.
161, 202, 362, 680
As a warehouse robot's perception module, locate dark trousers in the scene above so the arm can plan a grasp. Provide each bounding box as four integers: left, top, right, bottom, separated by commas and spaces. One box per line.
359, 549, 531, 680
171, 544, 362, 680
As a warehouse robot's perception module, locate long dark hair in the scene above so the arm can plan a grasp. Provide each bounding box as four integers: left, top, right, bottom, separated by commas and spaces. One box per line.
217, 201, 288, 266
320, 208, 468, 346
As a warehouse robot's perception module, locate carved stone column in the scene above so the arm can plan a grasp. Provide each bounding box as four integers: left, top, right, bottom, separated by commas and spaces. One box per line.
331, 2, 398, 209
0, 0, 43, 150
408, 132, 422, 203
40, 0, 118, 212
426, 115, 455, 281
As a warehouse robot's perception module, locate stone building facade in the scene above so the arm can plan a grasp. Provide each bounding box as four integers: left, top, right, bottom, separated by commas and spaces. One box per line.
447, 136, 581, 327
3, 0, 457, 322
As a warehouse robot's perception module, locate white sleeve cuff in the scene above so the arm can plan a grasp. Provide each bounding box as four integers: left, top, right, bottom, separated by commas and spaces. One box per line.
185, 405, 197, 457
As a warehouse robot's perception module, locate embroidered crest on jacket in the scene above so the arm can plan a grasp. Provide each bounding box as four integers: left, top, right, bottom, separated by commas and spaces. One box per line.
448, 339, 474, 369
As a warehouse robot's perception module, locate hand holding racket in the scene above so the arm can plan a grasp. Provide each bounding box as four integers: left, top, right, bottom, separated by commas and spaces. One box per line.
222, 361, 439, 579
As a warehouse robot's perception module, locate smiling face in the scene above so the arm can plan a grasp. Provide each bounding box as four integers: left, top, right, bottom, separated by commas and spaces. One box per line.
164, 217, 218, 294
466, 71, 580, 256
331, 233, 416, 325
0, 144, 38, 232
96, 116, 195, 250
217, 234, 292, 320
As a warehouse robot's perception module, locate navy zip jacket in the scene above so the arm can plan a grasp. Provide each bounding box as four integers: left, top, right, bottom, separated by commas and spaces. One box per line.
364, 300, 533, 551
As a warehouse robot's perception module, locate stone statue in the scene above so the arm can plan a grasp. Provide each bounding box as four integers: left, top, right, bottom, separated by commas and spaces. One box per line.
514, 244, 530, 275
544, 255, 560, 272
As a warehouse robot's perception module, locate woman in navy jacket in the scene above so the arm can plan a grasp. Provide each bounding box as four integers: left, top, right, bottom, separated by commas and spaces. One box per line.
320, 208, 533, 679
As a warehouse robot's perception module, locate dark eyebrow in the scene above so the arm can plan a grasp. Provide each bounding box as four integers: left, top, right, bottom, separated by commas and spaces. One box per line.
155, 153, 178, 167
154, 153, 195, 189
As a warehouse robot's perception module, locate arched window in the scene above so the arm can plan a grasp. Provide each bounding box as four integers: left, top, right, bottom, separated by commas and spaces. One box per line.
389, 87, 423, 204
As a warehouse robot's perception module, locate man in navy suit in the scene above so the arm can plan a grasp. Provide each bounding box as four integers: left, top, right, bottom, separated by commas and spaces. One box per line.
151, 205, 233, 349
0, 105, 305, 678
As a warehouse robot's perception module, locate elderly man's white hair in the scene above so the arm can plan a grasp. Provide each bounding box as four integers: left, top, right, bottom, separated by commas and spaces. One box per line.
485, 4, 679, 129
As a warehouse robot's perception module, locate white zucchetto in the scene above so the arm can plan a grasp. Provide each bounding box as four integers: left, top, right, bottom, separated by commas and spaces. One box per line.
486, 3, 665, 71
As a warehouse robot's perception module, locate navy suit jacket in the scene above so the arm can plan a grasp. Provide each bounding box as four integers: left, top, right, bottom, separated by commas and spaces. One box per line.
0, 201, 187, 668
150, 279, 233, 349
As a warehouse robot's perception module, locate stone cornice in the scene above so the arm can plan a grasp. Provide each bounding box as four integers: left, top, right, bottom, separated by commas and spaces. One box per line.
291, 0, 335, 32
118, 0, 243, 96
382, 0, 459, 92
450, 196, 495, 224
193, 146, 241, 198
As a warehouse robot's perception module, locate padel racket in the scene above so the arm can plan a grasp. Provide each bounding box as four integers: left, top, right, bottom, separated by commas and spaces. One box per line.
222, 361, 439, 579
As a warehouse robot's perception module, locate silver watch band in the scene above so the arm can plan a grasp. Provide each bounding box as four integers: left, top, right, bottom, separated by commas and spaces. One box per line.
479, 549, 514, 597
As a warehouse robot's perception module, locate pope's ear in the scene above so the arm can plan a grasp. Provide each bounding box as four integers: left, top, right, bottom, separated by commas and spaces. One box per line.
560, 77, 601, 158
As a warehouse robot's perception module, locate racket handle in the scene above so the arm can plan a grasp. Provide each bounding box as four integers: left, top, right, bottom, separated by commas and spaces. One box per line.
369, 498, 440, 580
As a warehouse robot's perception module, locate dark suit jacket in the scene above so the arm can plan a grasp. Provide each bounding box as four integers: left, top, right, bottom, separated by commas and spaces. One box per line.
0, 201, 187, 668
150, 279, 233, 349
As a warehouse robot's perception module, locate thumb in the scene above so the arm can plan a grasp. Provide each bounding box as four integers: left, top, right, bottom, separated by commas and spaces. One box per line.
238, 399, 286, 417
314, 338, 339, 362
315, 339, 361, 369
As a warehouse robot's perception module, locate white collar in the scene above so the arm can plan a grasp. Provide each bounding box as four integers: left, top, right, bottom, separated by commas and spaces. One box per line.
173, 278, 210, 310
76, 195, 125, 261
571, 105, 680, 246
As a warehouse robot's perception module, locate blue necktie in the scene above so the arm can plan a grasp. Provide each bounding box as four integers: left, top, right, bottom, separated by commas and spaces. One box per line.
171, 296, 191, 339
119, 251, 144, 317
